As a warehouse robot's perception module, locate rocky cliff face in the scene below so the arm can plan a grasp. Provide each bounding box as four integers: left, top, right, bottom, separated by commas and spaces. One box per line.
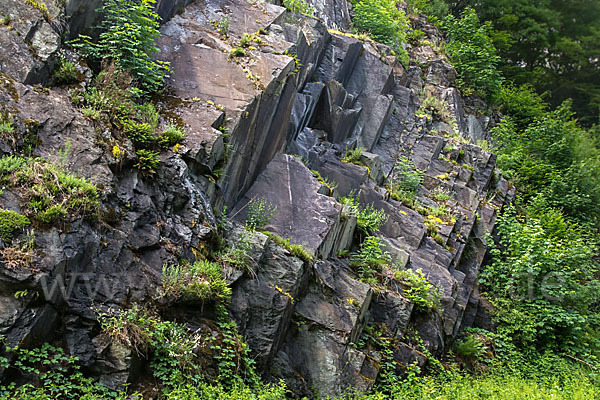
0, 0, 513, 397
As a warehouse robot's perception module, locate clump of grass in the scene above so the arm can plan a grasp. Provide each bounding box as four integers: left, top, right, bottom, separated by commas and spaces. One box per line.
158, 124, 185, 148
0, 111, 15, 134
161, 260, 232, 304
53, 58, 79, 85
263, 232, 314, 263
0, 155, 99, 224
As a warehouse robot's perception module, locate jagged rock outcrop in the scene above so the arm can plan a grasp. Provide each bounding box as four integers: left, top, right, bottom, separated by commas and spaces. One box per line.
0, 0, 514, 397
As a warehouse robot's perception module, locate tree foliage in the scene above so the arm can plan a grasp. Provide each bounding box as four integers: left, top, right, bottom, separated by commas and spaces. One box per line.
444, 0, 600, 125
73, 0, 170, 95
443, 8, 504, 98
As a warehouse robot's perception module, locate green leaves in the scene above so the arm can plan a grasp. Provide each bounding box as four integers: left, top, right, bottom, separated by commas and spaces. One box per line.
72, 0, 170, 95
352, 0, 410, 65
443, 8, 503, 98
480, 206, 600, 356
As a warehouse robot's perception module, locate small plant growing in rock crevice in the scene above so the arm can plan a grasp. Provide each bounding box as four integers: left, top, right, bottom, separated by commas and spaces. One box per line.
339, 191, 387, 234
394, 268, 442, 312
158, 124, 185, 148
245, 197, 276, 230
134, 149, 159, 174
0, 111, 14, 134
72, 0, 171, 95
350, 235, 391, 286
0, 209, 30, 243
341, 146, 364, 166
0, 155, 99, 224
386, 155, 423, 206
53, 58, 80, 85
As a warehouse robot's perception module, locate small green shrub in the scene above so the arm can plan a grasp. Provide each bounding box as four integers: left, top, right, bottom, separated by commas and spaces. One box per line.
159, 124, 185, 148
341, 146, 364, 165
431, 187, 452, 202
394, 268, 441, 311
161, 260, 231, 304
419, 96, 452, 123
135, 149, 159, 174
0, 343, 129, 399
229, 47, 247, 58
351, 235, 391, 285
74, 64, 138, 125
135, 102, 159, 129
212, 15, 230, 37
97, 305, 154, 355
53, 58, 79, 84
0, 210, 30, 243
0, 111, 14, 134
282, 0, 315, 15
239, 33, 262, 48
217, 229, 254, 273
124, 120, 155, 144
455, 334, 486, 360
339, 192, 387, 233
386, 156, 423, 204
245, 197, 276, 230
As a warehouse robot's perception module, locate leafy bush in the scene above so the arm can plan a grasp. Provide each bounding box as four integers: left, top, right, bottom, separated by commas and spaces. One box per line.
245, 197, 276, 230
124, 120, 155, 144
135, 149, 160, 174
161, 260, 232, 304
212, 16, 230, 37
72, 0, 170, 95
493, 102, 600, 223
454, 334, 486, 360
386, 155, 423, 205
443, 8, 504, 98
406, 0, 449, 20
352, 0, 410, 65
339, 192, 387, 234
494, 84, 548, 131
0, 210, 30, 243
0, 156, 99, 224
351, 235, 391, 285
394, 268, 441, 312
0, 343, 130, 399
480, 206, 600, 357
